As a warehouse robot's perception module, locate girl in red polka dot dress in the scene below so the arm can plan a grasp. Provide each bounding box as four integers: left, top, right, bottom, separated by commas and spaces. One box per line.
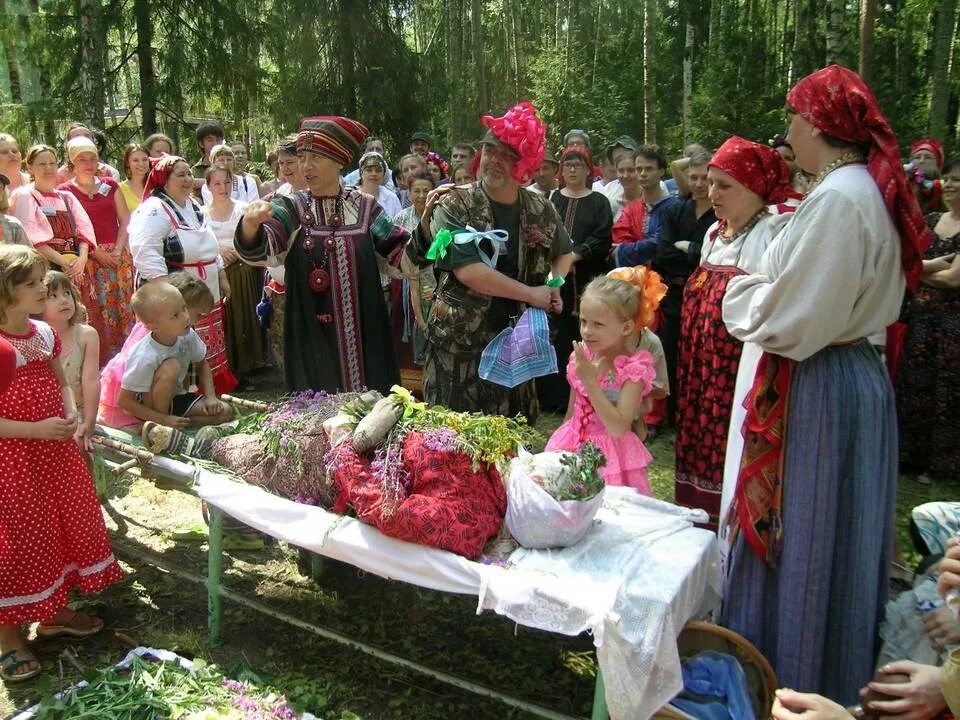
0, 246, 123, 683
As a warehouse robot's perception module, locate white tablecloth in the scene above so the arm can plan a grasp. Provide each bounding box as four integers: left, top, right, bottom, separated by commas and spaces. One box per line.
196, 471, 722, 720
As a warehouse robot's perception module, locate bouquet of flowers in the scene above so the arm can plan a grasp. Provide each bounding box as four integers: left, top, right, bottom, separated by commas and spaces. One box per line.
505, 444, 607, 549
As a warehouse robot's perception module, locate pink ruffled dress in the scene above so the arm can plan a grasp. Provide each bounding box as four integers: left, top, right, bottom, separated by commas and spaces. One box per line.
97, 320, 150, 427
546, 348, 656, 495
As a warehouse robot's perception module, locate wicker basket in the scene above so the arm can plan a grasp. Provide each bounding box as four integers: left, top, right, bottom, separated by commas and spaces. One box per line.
652, 620, 778, 720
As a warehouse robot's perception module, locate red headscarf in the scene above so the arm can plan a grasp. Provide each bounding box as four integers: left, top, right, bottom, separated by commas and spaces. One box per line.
480, 101, 547, 183
910, 138, 944, 169
709, 136, 800, 205
142, 153, 188, 200
786, 65, 931, 292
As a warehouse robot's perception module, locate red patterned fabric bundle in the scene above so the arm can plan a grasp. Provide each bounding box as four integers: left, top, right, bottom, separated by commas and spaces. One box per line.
332, 432, 507, 559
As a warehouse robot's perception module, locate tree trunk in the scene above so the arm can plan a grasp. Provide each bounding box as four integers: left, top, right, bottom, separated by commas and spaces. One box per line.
471, 0, 488, 114
643, 0, 657, 143
134, 0, 157, 134
859, 0, 876, 84
682, 21, 694, 145
78, 0, 105, 129
825, 0, 844, 65
929, 0, 958, 139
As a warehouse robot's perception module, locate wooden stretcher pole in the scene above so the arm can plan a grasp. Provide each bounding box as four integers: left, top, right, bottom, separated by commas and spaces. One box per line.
91, 435, 157, 463
220, 394, 272, 412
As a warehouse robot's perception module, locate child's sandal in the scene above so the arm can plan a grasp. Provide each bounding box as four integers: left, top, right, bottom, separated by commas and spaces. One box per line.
0, 648, 41, 683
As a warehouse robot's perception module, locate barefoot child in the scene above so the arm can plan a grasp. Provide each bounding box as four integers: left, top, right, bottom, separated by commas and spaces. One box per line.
117, 281, 232, 431
545, 268, 666, 494
0, 245, 123, 683
41, 271, 100, 450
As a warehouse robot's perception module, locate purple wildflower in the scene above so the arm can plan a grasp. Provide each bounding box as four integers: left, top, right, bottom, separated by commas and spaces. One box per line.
272, 703, 297, 719
222, 678, 244, 692
422, 427, 458, 453
234, 695, 258, 712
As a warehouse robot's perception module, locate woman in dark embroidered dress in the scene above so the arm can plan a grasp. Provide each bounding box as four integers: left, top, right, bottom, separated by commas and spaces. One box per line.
897, 155, 960, 482
539, 146, 612, 410
235, 116, 405, 394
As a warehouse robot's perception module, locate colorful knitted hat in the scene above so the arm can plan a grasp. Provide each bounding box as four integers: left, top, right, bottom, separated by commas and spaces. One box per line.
480, 101, 547, 182
297, 116, 368, 168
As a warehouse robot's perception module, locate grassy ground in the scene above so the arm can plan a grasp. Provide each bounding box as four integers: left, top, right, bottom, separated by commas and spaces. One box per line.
0, 375, 952, 719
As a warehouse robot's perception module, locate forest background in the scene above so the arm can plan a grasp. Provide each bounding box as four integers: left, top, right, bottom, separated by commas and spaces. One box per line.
0, 0, 955, 168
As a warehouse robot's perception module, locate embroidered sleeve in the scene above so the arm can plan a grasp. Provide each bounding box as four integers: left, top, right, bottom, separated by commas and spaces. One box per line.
129, 198, 175, 280
614, 350, 656, 396
234, 195, 298, 268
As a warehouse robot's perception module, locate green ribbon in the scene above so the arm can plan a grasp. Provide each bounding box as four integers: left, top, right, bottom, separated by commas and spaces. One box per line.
426, 228, 455, 261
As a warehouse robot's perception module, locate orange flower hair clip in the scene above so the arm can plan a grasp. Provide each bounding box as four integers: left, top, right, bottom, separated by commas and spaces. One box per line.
606, 266, 668, 331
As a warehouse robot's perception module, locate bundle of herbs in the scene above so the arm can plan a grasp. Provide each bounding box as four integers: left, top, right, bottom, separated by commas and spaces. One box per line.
30, 653, 303, 720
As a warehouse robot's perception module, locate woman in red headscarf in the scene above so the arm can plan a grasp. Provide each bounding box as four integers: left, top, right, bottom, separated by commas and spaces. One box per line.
235, 117, 406, 394
673, 136, 796, 530
128, 154, 238, 394
720, 66, 929, 706
908, 138, 944, 214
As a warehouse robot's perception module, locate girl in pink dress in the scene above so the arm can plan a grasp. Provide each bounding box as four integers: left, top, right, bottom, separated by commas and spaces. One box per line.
546, 267, 667, 494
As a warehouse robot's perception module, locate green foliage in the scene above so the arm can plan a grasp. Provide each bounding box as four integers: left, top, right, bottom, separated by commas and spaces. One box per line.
0, 0, 954, 165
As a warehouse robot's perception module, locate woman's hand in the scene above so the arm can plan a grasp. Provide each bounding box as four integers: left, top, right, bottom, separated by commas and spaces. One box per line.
66, 255, 86, 284
572, 342, 600, 387
32, 416, 77, 441
924, 253, 956, 274
91, 247, 119, 269
220, 245, 239, 266
923, 606, 960, 650
938, 538, 960, 598
772, 689, 854, 719
218, 270, 231, 303
74, 420, 94, 451
864, 661, 946, 719
419, 185, 449, 235
241, 200, 273, 232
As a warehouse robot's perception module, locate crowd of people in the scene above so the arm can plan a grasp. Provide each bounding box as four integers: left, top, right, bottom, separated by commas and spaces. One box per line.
0, 62, 958, 719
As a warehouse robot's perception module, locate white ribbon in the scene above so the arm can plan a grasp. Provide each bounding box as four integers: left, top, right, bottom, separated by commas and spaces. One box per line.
453, 225, 510, 269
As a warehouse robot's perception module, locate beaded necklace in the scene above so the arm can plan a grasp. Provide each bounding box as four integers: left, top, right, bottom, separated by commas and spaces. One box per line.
300, 191, 344, 294
805, 149, 866, 195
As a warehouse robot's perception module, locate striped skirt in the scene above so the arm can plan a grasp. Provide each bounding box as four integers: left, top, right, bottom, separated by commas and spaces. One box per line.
721, 341, 897, 705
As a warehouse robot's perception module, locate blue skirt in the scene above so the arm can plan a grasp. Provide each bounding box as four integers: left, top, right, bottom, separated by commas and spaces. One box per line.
721, 341, 897, 704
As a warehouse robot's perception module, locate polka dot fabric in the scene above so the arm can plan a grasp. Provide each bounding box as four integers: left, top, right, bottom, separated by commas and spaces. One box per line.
0, 320, 123, 625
